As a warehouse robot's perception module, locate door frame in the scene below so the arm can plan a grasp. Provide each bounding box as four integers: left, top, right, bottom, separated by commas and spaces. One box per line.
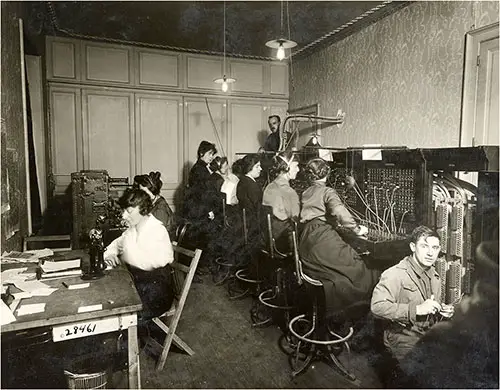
460, 22, 499, 147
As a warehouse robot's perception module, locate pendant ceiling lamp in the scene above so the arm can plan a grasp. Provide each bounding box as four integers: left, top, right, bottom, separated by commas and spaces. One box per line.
265, 0, 297, 60
214, 1, 235, 92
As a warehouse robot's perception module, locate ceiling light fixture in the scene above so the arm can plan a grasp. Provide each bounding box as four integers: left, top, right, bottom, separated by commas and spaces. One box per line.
265, 0, 297, 61
214, 0, 235, 92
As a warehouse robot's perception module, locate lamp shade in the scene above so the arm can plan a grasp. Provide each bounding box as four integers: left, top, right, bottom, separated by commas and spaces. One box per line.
265, 38, 297, 49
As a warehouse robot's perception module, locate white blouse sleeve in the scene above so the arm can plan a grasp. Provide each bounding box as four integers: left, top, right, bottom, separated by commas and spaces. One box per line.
121, 219, 174, 271
104, 234, 124, 260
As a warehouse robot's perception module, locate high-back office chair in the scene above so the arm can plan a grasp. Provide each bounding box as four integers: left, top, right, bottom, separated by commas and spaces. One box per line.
287, 230, 357, 381
146, 243, 202, 371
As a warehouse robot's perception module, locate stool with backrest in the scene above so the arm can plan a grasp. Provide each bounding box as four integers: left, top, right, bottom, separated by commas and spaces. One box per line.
251, 209, 297, 328
211, 205, 246, 289
230, 206, 267, 300
145, 241, 203, 371
288, 230, 358, 381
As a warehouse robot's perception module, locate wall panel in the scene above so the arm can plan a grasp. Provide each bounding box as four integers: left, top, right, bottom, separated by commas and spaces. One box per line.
138, 50, 179, 87
184, 98, 227, 167
136, 94, 182, 189
84, 44, 131, 84
83, 90, 133, 178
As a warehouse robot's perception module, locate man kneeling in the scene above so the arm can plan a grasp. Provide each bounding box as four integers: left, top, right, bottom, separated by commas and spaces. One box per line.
370, 225, 453, 362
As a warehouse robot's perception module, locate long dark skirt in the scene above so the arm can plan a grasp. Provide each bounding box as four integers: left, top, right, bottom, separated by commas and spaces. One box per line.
299, 219, 380, 316
127, 265, 174, 322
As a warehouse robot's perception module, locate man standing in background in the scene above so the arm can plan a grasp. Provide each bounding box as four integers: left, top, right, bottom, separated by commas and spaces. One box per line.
263, 115, 281, 152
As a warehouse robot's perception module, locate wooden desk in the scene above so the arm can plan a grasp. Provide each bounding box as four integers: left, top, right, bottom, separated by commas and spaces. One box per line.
1, 252, 142, 389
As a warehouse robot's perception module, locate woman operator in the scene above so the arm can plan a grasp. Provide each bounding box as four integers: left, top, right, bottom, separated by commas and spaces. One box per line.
262, 151, 300, 253
104, 188, 174, 322
299, 158, 380, 316
133, 171, 175, 237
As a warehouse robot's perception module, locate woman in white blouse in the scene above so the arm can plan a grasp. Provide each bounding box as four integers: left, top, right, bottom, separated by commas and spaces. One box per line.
104, 188, 174, 321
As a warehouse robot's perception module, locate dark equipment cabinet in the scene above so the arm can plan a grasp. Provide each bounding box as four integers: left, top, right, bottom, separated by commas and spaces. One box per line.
71, 170, 109, 249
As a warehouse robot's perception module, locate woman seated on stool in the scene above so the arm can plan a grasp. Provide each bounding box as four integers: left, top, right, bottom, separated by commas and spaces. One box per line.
208, 156, 239, 224
299, 158, 380, 318
134, 171, 175, 237
210, 156, 239, 206
262, 151, 300, 253
104, 188, 174, 323
235, 154, 263, 237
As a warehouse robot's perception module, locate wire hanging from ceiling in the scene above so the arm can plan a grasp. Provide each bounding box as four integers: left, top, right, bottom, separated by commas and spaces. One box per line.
214, 0, 236, 92
265, 0, 297, 60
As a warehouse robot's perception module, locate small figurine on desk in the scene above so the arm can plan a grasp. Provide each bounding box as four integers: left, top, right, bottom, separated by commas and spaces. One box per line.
82, 216, 107, 280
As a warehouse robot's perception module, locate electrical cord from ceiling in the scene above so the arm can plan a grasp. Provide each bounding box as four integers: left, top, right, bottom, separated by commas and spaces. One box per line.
204, 97, 226, 158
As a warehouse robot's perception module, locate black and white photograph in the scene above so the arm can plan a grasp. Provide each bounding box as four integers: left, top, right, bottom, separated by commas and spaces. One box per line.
1, 1, 498, 388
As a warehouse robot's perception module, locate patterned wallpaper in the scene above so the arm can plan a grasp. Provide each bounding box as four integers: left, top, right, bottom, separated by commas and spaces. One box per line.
290, 1, 499, 149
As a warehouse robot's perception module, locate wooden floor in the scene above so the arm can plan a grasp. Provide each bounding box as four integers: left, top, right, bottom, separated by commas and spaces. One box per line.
114, 273, 384, 389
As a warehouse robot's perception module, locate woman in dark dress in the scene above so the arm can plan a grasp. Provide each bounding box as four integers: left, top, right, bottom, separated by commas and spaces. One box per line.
134, 171, 175, 237
185, 141, 217, 220
232, 154, 263, 260
299, 158, 380, 316
235, 154, 263, 224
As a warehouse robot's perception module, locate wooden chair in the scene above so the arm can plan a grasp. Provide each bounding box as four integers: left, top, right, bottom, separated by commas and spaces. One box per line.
146, 242, 203, 371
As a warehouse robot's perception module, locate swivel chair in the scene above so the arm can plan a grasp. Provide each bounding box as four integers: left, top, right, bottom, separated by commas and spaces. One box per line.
288, 230, 358, 382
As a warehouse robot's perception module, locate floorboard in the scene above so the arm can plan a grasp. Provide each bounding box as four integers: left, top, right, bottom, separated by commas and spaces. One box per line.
133, 274, 383, 389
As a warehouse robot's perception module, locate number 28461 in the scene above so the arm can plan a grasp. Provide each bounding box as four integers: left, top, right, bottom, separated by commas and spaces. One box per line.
64, 323, 97, 336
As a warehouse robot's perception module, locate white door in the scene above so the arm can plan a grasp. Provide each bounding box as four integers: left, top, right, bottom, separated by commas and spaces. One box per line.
475, 37, 499, 146
461, 23, 499, 147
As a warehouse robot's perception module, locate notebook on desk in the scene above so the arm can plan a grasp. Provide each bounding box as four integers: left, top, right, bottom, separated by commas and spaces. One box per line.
37, 259, 82, 279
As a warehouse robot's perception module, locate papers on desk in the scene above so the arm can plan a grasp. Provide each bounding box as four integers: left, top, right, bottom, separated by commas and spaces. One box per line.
1, 249, 54, 264
39, 259, 82, 279
1, 300, 16, 324
12, 279, 58, 296
40, 259, 81, 273
2, 268, 30, 284
17, 303, 46, 316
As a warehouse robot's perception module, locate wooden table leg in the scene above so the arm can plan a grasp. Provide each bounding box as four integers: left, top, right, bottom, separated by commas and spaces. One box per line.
128, 320, 141, 389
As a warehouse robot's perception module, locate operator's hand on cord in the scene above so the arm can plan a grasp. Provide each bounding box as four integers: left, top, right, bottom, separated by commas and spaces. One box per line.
356, 225, 368, 236
416, 298, 442, 316
208, 211, 215, 220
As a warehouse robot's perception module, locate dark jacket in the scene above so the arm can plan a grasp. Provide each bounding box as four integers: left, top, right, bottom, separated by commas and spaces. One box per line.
185, 160, 212, 220
151, 196, 176, 237
236, 175, 262, 220
264, 131, 280, 152
188, 159, 211, 190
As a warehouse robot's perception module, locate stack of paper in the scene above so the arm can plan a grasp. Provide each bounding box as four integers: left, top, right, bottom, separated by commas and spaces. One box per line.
1, 249, 54, 264
39, 259, 82, 279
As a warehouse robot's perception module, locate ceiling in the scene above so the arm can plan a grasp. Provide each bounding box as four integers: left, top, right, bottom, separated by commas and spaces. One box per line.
25, 1, 410, 59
